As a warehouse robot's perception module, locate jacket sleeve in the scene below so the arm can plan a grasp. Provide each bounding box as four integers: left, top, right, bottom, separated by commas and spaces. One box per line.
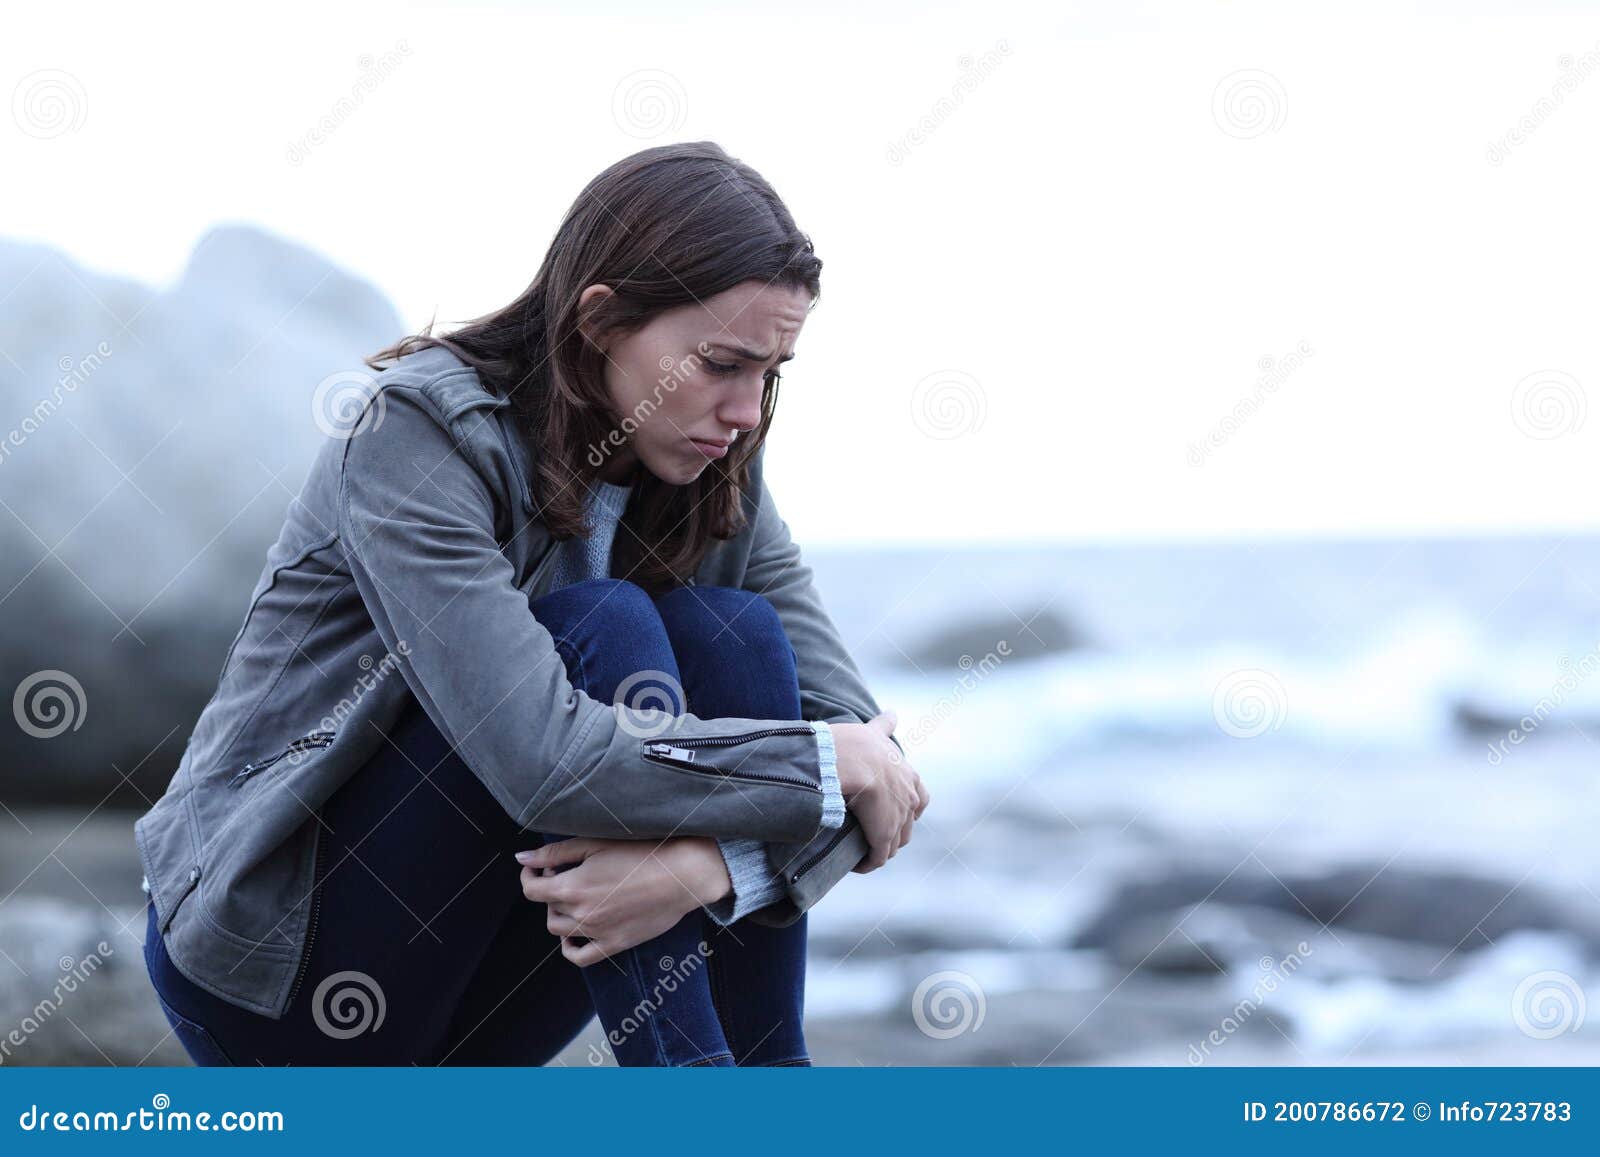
705, 722, 845, 925
336, 384, 836, 844
735, 462, 905, 927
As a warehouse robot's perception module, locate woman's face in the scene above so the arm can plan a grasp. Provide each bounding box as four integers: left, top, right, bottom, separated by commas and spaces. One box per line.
581, 278, 810, 486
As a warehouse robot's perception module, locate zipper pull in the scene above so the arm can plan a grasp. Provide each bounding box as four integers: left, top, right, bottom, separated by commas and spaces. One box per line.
645, 743, 697, 762
228, 762, 262, 788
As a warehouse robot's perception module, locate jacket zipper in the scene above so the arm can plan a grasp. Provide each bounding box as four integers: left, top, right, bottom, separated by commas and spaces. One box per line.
285, 822, 328, 1010
228, 730, 336, 788
787, 819, 856, 883
640, 725, 818, 789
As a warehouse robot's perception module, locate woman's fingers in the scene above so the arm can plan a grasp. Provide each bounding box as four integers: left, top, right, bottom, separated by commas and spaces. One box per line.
561, 935, 607, 968
861, 823, 893, 871
514, 838, 594, 872
520, 864, 576, 905
546, 909, 582, 937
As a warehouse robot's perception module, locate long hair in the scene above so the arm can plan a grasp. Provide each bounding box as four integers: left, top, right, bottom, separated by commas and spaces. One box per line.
365, 141, 823, 593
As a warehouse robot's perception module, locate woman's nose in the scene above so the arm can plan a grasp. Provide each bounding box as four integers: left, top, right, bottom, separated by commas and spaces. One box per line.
719, 383, 765, 433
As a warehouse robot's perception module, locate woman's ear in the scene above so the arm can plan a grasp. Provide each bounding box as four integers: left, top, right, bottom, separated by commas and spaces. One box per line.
576, 283, 614, 351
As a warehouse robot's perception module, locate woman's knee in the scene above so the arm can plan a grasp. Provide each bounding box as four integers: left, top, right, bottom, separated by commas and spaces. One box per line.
531, 578, 683, 706
654, 587, 799, 717
532, 577, 656, 632
656, 586, 790, 656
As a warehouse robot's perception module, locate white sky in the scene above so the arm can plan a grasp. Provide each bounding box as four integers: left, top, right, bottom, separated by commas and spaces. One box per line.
6, 0, 1600, 547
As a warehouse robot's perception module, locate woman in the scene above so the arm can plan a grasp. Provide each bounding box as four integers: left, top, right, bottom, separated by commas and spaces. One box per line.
135, 141, 929, 1067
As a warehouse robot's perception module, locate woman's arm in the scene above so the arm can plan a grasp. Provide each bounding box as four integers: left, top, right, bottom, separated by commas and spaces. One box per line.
730, 458, 928, 926
336, 383, 839, 845
707, 720, 844, 925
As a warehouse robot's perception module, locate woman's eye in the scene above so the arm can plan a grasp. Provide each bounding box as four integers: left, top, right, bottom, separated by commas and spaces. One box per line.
705, 358, 740, 376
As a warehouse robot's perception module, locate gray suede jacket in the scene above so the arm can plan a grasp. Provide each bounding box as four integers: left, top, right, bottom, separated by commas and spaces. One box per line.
134, 344, 882, 1020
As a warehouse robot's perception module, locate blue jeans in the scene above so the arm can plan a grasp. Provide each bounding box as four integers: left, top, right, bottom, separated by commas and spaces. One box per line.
143, 578, 812, 1067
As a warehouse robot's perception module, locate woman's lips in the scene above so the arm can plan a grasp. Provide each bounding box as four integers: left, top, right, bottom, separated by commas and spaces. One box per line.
690, 438, 729, 459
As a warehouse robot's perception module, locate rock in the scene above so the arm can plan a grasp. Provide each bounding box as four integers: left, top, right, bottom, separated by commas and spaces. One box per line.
1072, 863, 1600, 961
0, 899, 188, 1066
0, 225, 405, 805
896, 608, 1087, 671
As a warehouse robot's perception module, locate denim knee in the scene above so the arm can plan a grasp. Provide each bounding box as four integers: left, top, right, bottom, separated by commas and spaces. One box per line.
655, 585, 791, 657
652, 586, 799, 720
533, 577, 656, 631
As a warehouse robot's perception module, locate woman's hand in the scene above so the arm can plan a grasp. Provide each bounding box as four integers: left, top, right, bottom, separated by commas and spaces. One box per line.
514, 836, 731, 967
830, 710, 930, 873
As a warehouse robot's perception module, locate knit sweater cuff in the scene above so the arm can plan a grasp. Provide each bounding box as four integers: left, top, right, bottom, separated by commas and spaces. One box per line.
703, 723, 845, 925
704, 837, 787, 925
813, 720, 846, 829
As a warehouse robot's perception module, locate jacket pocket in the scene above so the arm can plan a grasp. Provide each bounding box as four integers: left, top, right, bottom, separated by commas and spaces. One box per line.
640, 726, 818, 790
228, 729, 337, 789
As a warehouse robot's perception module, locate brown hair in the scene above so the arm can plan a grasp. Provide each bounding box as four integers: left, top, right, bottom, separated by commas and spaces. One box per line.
365, 141, 823, 594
